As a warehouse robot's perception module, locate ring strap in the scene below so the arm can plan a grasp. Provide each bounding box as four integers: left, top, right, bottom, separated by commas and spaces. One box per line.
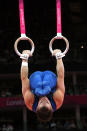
14, 0, 35, 58
19, 0, 26, 36
56, 0, 62, 36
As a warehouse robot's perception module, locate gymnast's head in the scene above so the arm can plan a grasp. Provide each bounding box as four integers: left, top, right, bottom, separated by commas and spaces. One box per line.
36, 96, 53, 122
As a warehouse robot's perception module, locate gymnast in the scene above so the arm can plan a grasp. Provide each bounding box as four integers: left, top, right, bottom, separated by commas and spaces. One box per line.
14, 0, 69, 122
21, 49, 65, 122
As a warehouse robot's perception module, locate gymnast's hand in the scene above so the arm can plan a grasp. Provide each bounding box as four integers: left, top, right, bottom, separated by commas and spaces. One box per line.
20, 50, 32, 61
52, 49, 61, 56
22, 50, 32, 56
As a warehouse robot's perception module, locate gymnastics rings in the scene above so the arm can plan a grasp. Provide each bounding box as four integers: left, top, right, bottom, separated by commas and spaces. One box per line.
14, 36, 35, 58
49, 35, 69, 59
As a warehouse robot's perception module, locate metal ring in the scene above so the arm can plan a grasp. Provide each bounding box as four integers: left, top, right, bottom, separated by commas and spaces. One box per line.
49, 35, 69, 58
14, 36, 35, 57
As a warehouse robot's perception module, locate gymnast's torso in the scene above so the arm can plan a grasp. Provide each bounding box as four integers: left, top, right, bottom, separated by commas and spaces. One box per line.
29, 70, 57, 112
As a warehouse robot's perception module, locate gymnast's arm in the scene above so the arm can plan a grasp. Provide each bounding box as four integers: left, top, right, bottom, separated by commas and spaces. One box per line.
53, 50, 65, 109
21, 50, 34, 111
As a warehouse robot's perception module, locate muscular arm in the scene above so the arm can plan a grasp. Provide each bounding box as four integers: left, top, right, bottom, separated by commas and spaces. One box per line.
21, 51, 34, 111
56, 58, 65, 92
53, 55, 65, 109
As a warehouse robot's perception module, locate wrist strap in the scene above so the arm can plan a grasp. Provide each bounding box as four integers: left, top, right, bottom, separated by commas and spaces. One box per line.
22, 61, 28, 66
55, 52, 65, 59
20, 54, 29, 60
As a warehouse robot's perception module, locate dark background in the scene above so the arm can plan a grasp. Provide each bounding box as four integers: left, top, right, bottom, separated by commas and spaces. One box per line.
0, 0, 87, 74
0, 0, 87, 130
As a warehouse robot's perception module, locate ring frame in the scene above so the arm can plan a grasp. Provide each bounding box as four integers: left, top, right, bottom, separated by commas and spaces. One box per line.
14, 36, 35, 57
49, 35, 69, 58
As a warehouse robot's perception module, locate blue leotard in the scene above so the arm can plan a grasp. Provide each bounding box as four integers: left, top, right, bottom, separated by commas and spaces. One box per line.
29, 71, 57, 112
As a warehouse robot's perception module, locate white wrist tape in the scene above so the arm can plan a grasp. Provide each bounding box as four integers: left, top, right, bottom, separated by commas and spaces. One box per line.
22, 61, 28, 67
20, 54, 29, 60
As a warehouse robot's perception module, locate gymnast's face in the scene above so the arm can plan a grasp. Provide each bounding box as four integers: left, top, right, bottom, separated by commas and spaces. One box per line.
36, 96, 53, 111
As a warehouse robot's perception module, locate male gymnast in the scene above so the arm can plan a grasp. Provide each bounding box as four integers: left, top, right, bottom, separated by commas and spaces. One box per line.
21, 49, 65, 122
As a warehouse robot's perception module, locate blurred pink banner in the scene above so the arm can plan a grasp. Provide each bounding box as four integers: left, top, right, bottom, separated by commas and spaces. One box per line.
0, 95, 87, 108
0, 97, 25, 108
